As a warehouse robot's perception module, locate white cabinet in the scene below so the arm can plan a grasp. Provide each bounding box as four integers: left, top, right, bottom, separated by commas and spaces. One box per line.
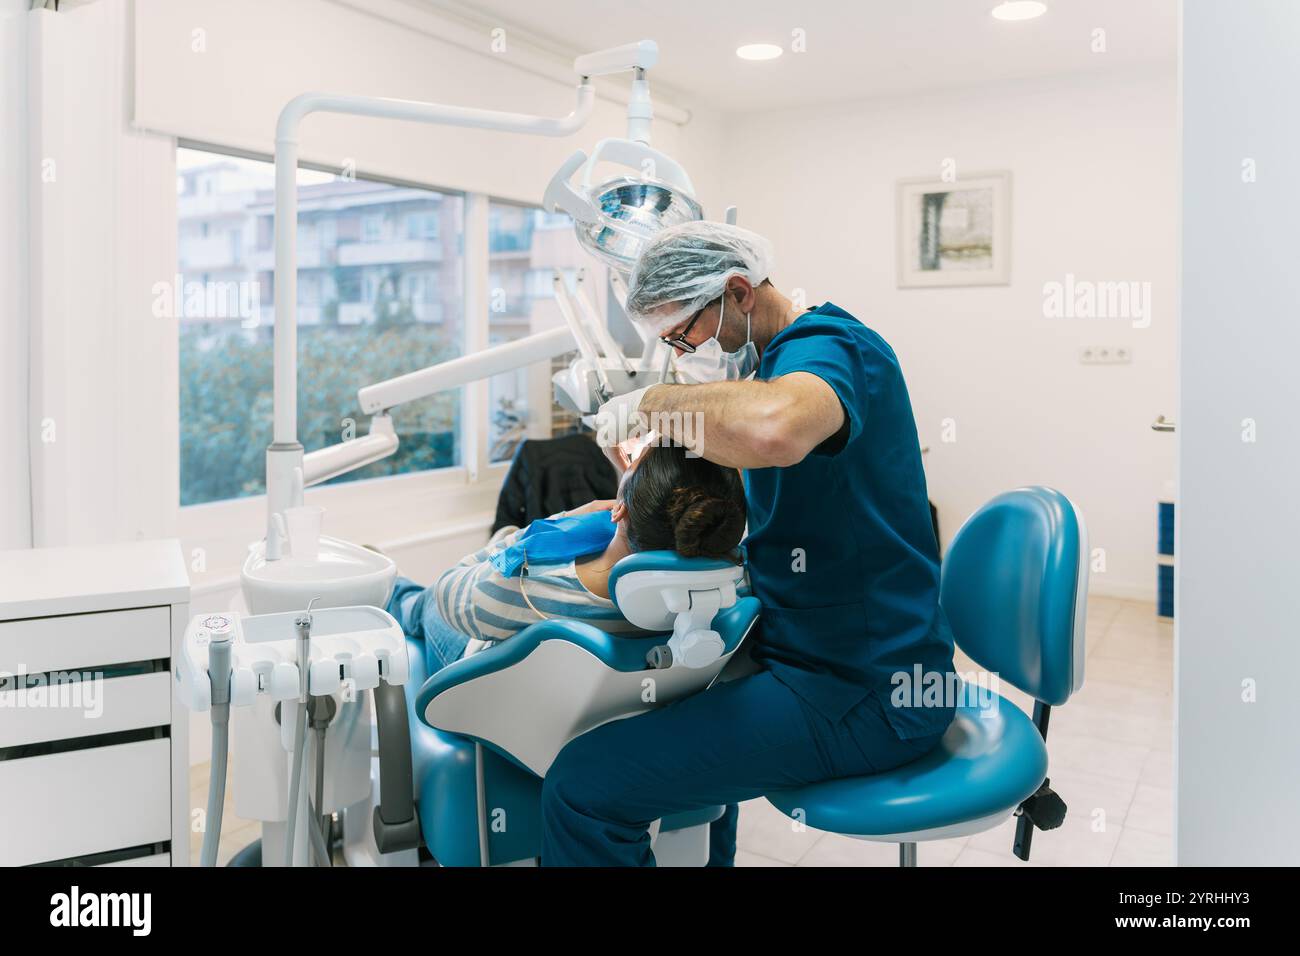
0, 540, 190, 866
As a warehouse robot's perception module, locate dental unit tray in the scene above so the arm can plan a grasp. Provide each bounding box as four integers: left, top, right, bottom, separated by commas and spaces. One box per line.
175, 606, 409, 712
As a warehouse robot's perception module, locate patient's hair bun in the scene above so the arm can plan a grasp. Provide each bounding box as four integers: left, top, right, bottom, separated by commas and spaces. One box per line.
667, 487, 747, 559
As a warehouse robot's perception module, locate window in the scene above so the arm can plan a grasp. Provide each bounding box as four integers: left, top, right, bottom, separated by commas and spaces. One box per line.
176, 146, 466, 506
406, 212, 439, 241
533, 209, 572, 231
487, 199, 601, 462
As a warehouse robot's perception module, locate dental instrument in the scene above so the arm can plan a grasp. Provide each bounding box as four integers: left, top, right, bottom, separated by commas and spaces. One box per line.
281, 598, 315, 866
198, 615, 233, 868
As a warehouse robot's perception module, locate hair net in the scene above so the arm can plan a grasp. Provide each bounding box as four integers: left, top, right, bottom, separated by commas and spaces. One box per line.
625, 221, 775, 333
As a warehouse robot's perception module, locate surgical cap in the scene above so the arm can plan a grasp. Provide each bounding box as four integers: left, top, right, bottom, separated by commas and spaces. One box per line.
625, 221, 775, 333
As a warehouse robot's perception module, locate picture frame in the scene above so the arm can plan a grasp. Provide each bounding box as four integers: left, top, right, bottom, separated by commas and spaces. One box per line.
896, 171, 1011, 287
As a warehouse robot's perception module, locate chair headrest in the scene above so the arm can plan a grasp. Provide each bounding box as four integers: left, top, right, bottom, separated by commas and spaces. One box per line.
608, 550, 744, 631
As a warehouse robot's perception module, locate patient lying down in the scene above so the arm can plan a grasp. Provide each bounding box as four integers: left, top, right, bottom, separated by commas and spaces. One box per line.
385, 441, 748, 673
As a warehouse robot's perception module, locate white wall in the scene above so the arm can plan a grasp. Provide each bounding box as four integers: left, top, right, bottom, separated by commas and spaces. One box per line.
721, 67, 1178, 600
25, 1, 179, 552
1177, 0, 1300, 865
0, 0, 32, 550
132, 0, 725, 216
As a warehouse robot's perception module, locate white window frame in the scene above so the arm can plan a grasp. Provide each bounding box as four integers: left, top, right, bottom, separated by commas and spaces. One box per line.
174, 145, 533, 586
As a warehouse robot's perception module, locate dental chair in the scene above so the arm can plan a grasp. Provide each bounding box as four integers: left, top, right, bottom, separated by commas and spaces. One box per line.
764, 486, 1087, 866
364, 551, 760, 866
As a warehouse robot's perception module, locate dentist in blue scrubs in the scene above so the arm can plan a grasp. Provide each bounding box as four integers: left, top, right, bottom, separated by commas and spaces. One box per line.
541, 222, 957, 866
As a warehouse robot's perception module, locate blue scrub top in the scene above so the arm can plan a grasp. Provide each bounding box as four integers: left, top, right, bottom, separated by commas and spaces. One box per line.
744, 302, 955, 739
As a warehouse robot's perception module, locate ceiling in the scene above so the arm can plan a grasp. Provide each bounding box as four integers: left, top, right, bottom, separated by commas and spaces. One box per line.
418, 0, 1178, 113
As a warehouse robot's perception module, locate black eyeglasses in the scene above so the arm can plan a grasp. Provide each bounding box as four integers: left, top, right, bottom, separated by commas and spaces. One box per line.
658, 298, 720, 353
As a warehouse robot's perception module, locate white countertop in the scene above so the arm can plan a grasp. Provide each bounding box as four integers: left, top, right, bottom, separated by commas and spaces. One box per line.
0, 540, 190, 620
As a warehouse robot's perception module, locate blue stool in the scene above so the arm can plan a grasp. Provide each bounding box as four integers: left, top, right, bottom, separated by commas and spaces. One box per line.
764, 486, 1088, 866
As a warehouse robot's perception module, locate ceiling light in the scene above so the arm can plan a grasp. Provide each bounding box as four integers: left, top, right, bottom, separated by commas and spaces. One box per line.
736, 43, 783, 61
991, 1, 1047, 21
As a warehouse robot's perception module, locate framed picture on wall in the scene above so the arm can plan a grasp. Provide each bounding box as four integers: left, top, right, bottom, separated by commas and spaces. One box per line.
896, 171, 1011, 287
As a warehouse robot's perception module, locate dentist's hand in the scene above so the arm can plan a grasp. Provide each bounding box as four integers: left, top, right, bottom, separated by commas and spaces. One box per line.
565, 499, 617, 517
592, 385, 653, 448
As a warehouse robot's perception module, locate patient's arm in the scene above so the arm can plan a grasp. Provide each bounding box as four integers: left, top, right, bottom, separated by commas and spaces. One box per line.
432, 526, 527, 643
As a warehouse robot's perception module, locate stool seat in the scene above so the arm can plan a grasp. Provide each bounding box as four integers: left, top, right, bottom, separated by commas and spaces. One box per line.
765, 691, 1048, 840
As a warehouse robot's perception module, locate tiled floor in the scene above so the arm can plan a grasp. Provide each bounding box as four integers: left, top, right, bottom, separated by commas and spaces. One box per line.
735, 596, 1174, 867
189, 595, 1172, 867
187, 762, 262, 867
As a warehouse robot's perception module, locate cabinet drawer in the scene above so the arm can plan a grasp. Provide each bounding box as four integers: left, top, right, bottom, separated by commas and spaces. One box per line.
0, 606, 170, 674
98, 852, 171, 867
0, 738, 171, 866
0, 671, 172, 749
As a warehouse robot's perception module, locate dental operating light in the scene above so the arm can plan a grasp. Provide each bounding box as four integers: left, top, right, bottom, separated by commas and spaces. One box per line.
544, 139, 704, 276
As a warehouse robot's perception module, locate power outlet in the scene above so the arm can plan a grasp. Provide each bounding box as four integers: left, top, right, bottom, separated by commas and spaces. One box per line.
1080, 345, 1133, 365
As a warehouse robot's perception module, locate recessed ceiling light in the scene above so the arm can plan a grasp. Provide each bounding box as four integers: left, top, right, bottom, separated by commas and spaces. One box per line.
736, 43, 783, 61
991, 1, 1047, 21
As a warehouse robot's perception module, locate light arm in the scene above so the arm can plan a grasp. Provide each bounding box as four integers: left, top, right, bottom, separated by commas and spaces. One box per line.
299, 325, 579, 487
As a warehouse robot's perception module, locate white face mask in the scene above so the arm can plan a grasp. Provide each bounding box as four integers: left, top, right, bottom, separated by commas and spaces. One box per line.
672, 296, 759, 384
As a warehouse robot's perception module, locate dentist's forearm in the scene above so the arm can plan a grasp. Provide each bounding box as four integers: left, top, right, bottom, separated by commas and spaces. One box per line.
640, 381, 800, 469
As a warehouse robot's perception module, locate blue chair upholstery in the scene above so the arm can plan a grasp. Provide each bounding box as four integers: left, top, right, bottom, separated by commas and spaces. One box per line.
940, 487, 1086, 704
766, 681, 1048, 839
764, 486, 1087, 860
405, 551, 759, 866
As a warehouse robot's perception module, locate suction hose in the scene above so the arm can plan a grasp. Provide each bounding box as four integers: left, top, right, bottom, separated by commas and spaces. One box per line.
307, 695, 337, 866
285, 698, 335, 866
200, 630, 234, 867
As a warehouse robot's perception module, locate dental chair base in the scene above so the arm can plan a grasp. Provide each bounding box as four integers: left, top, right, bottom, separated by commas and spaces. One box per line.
344, 671, 726, 867
368, 552, 759, 866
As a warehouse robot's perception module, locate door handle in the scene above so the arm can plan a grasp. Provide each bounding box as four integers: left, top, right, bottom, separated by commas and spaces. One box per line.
1151, 415, 1176, 433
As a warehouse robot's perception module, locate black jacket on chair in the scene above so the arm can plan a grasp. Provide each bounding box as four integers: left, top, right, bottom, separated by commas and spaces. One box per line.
492, 433, 619, 534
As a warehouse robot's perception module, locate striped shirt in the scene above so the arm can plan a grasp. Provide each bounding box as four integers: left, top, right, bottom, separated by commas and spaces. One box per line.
434, 518, 653, 659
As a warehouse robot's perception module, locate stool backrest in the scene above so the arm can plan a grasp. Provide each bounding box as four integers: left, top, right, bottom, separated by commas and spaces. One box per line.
939, 486, 1087, 705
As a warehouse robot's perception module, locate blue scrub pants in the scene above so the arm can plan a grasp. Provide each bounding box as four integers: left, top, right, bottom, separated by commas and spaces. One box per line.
386, 576, 470, 672
540, 667, 952, 866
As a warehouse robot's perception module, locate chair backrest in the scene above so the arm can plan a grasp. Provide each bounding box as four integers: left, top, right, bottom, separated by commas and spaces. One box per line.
939, 486, 1087, 706
417, 550, 758, 776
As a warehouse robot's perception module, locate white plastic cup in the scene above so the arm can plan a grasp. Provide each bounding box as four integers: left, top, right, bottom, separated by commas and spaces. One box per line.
284, 505, 325, 561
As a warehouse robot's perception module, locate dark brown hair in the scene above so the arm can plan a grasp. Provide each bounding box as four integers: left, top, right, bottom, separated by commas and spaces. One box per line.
621, 443, 746, 561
